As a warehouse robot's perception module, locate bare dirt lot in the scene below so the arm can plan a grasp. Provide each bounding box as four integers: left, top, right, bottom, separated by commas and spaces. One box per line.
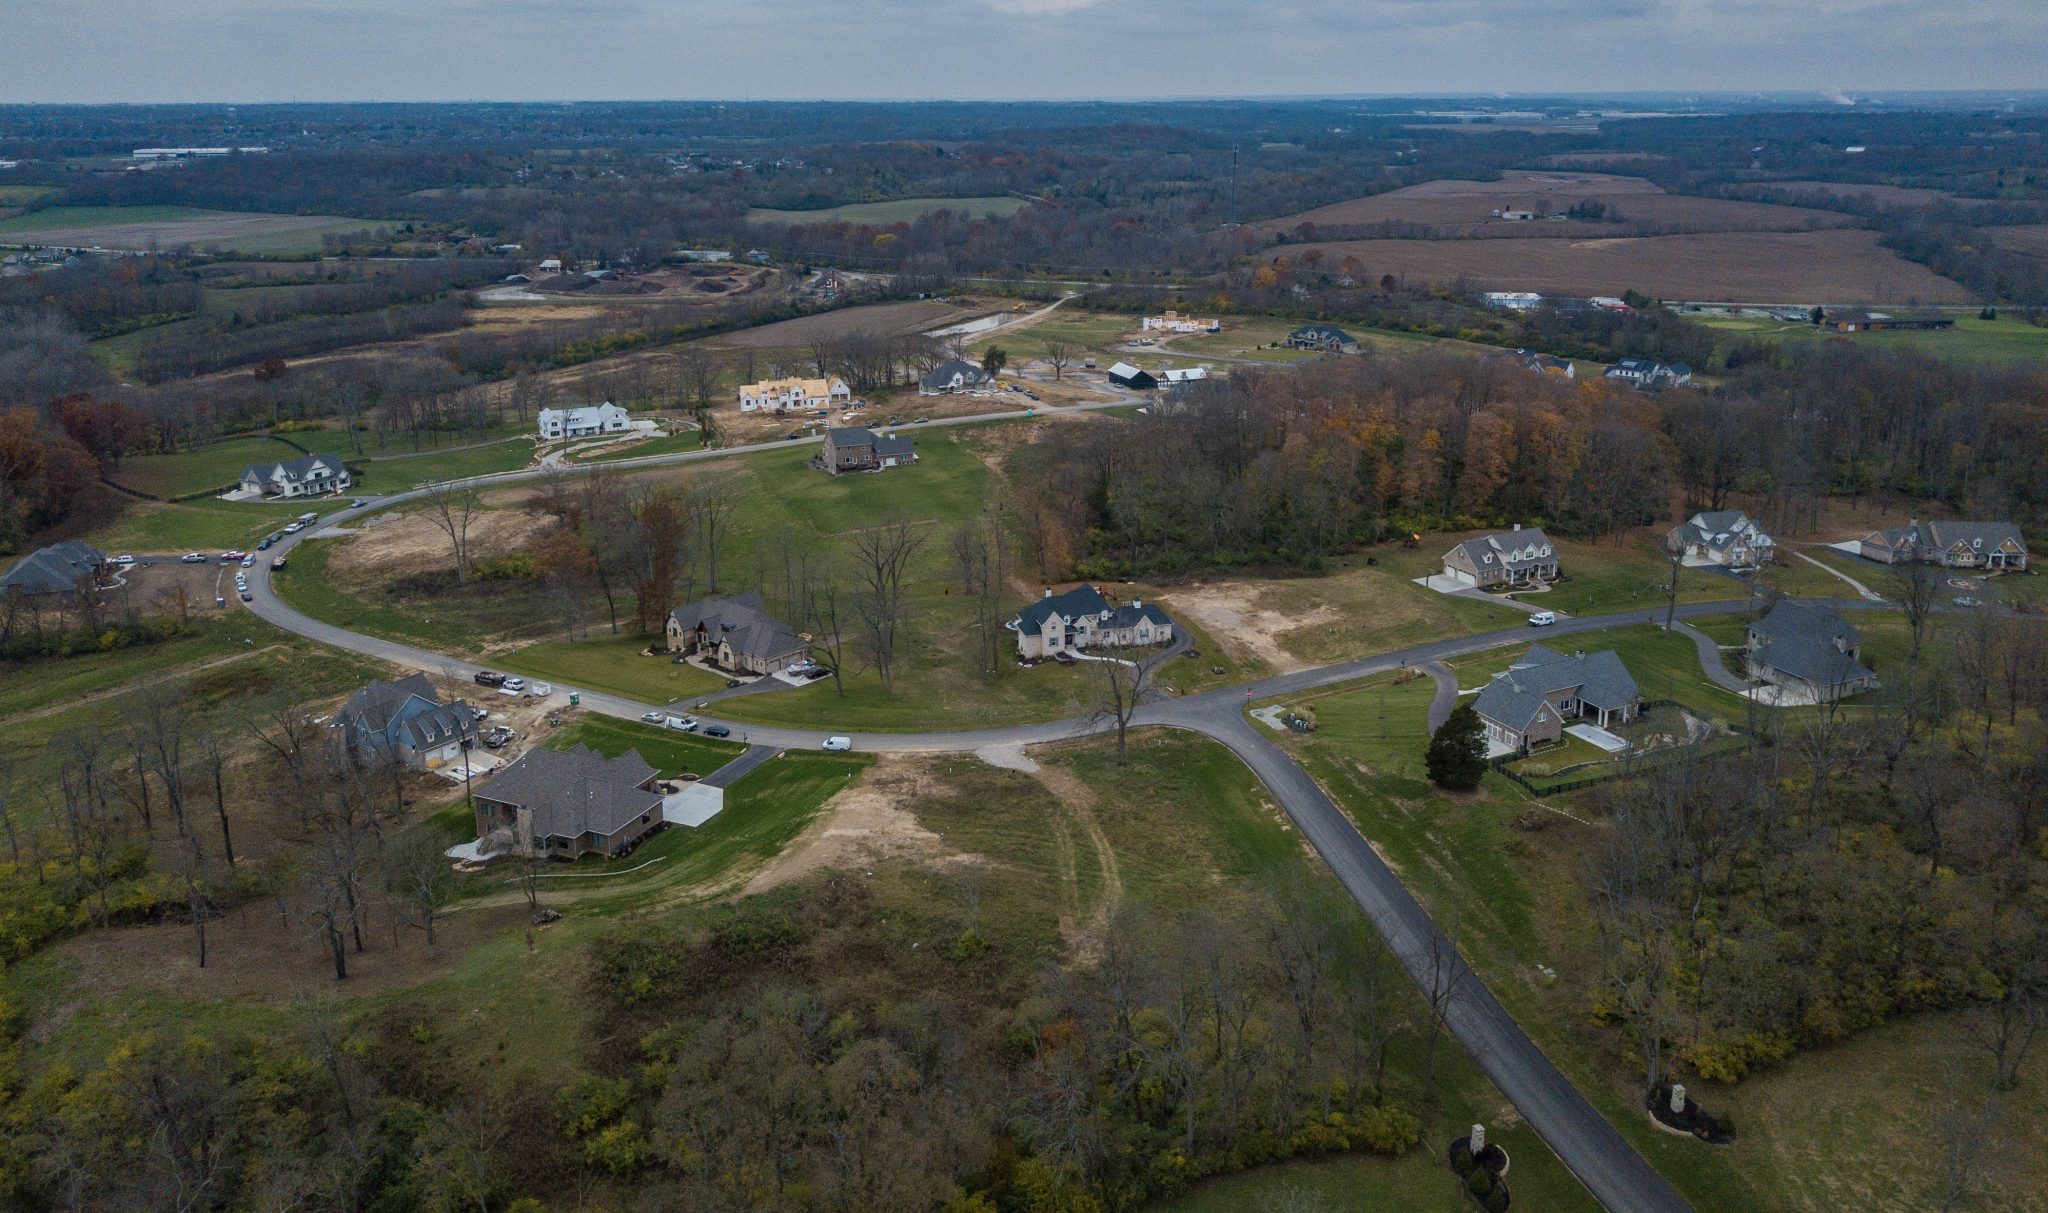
325, 508, 549, 583
1277, 229, 1973, 304
746, 756, 970, 894
1262, 171, 1854, 235
1155, 580, 1349, 673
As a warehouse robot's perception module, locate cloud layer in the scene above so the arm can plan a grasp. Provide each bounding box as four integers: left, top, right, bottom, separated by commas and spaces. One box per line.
3, 0, 2043, 102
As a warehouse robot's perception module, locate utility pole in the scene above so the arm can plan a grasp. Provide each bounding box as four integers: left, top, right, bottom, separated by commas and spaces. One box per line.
1664, 547, 1683, 632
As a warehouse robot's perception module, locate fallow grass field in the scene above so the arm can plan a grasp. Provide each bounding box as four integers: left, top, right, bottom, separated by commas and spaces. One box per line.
0, 205, 378, 255
1276, 229, 1974, 304
746, 196, 1032, 225
102, 431, 536, 506
1697, 313, 2048, 366
1262, 170, 1854, 235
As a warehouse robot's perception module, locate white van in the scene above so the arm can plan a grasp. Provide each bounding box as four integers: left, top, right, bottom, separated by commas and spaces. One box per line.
822, 736, 853, 752
297, 512, 319, 525
1527, 611, 1557, 627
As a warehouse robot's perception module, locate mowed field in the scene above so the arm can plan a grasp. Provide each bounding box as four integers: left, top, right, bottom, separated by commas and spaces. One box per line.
1277, 229, 1974, 303
0, 205, 377, 254
746, 196, 1031, 225
1262, 170, 1854, 234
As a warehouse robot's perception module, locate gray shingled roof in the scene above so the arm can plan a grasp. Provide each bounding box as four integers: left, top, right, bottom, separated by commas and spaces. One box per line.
337, 673, 439, 734
1449, 528, 1556, 574
242, 452, 345, 485
919, 359, 989, 392
476, 744, 661, 842
1669, 510, 1766, 553
0, 541, 105, 596
1864, 520, 2025, 558
669, 592, 806, 663
1750, 600, 1873, 688
1012, 583, 1173, 636
1289, 324, 1358, 346
1473, 645, 1640, 732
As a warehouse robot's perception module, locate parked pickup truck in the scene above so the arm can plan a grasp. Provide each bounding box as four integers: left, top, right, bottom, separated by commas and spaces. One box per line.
473, 671, 509, 687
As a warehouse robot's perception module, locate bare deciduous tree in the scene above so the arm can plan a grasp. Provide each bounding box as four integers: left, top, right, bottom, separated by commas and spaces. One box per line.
849, 517, 927, 692
420, 480, 485, 586
1089, 648, 1155, 766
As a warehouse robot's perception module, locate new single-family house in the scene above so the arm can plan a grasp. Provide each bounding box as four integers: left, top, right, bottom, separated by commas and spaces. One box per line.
0, 541, 107, 601
1160, 366, 1210, 388
1604, 358, 1692, 391
1499, 348, 1576, 379
1142, 310, 1219, 333
666, 592, 808, 675
1665, 510, 1775, 570
1746, 600, 1876, 702
1285, 324, 1361, 354
738, 376, 852, 413
473, 744, 663, 860
239, 453, 351, 499
537, 402, 631, 441
1857, 520, 2028, 570
1107, 362, 1157, 390
821, 426, 915, 475
919, 359, 993, 396
331, 673, 478, 772
1009, 584, 1175, 660
1473, 644, 1642, 755
1441, 526, 1560, 589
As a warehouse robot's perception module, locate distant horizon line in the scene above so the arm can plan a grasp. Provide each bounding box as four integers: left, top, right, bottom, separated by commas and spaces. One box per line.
6, 88, 2048, 109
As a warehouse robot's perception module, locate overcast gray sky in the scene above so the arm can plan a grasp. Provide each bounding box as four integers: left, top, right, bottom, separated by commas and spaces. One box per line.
5, 0, 2045, 103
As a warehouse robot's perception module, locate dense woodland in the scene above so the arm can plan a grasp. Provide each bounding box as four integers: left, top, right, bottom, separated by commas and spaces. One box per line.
1005, 342, 2048, 578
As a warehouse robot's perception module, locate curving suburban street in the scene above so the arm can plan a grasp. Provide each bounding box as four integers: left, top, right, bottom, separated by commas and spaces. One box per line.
226, 432, 1784, 1212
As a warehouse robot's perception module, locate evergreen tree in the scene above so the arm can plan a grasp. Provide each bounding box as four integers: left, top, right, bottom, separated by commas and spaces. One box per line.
1425, 703, 1488, 791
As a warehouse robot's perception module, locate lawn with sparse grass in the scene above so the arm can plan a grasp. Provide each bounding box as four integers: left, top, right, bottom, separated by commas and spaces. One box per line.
1366, 531, 1746, 619
83, 495, 314, 552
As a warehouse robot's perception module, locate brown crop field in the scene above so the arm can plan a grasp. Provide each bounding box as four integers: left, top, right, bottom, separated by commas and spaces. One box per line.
705, 299, 987, 348
1743, 180, 1982, 208
1261, 171, 1852, 235
1988, 224, 2048, 259
1275, 229, 1974, 304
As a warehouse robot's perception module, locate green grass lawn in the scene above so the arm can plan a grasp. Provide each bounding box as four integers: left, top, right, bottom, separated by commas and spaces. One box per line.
501, 634, 730, 707
550, 713, 746, 775
83, 495, 312, 552
747, 196, 1031, 225
0, 204, 226, 233
1699, 314, 2048, 367
347, 438, 536, 492
1149, 1152, 1518, 1213
105, 435, 312, 498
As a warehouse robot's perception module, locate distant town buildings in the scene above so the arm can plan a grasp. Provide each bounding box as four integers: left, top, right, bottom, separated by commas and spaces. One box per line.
1820, 310, 1955, 333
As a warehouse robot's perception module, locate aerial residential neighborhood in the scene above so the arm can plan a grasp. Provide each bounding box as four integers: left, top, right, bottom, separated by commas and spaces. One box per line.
3, 42, 2046, 1213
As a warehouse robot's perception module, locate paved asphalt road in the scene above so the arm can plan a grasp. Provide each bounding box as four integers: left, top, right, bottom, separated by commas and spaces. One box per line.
226, 431, 1766, 1212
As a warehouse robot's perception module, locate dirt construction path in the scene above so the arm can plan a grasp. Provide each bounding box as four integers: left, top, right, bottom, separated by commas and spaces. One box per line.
1026, 762, 1123, 960
12, 645, 285, 725
744, 757, 965, 895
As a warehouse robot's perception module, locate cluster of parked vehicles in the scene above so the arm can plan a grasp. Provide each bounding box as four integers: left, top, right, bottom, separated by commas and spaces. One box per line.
473, 671, 553, 699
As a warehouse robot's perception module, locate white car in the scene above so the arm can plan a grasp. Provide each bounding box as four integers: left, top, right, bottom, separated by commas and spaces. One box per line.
1527, 611, 1557, 627
282, 522, 303, 534
239, 558, 254, 569
822, 736, 853, 752
109, 554, 136, 566
181, 552, 208, 563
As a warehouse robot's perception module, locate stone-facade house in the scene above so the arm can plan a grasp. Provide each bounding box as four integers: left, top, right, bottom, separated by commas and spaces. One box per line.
1008, 584, 1175, 660
1441, 526, 1560, 589
1665, 510, 1775, 570
1746, 600, 1877, 702
1472, 644, 1641, 755
666, 592, 808, 675
820, 426, 915, 475
331, 673, 478, 772
473, 744, 663, 860
1858, 520, 2027, 570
